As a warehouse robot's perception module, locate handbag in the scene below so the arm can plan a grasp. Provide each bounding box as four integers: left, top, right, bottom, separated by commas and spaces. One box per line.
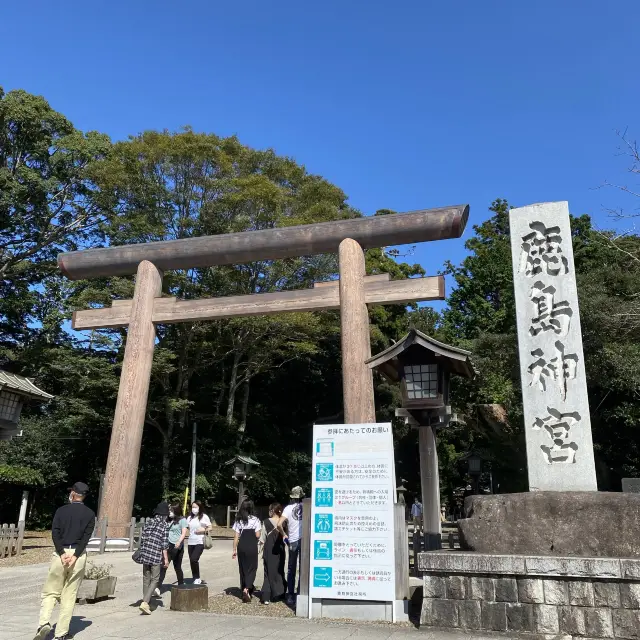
132, 546, 143, 564
259, 520, 275, 557
203, 531, 213, 550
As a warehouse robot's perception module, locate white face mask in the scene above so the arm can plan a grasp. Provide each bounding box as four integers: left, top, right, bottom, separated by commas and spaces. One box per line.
192, 507, 199, 515
169, 511, 174, 518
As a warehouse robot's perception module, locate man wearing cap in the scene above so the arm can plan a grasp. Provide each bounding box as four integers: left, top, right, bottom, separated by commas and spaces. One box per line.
34, 482, 95, 640
281, 486, 304, 605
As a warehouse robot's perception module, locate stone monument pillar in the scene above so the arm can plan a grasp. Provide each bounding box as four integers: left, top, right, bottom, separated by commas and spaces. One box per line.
509, 201, 597, 491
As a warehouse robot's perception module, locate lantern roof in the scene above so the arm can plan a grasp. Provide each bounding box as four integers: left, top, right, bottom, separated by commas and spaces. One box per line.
366, 329, 475, 382
0, 370, 54, 401
224, 454, 260, 467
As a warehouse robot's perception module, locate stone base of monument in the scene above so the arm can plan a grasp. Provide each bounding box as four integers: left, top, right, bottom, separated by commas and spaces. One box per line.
170, 584, 208, 611
418, 551, 640, 637
458, 492, 640, 557
298, 598, 408, 622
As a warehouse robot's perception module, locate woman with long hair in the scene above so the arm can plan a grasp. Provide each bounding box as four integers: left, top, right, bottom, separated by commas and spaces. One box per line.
232, 499, 261, 602
187, 501, 211, 584
158, 503, 188, 589
260, 503, 286, 605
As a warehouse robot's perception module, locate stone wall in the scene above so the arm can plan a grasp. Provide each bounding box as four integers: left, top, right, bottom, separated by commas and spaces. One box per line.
419, 552, 640, 639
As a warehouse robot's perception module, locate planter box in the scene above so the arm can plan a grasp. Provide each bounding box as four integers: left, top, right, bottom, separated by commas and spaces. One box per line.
77, 576, 117, 602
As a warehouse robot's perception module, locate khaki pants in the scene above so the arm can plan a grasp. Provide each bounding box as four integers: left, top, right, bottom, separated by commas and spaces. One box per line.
412, 516, 423, 533
38, 549, 87, 637
142, 563, 161, 603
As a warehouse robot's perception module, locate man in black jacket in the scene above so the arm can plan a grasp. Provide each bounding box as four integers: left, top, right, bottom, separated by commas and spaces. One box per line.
34, 481, 95, 640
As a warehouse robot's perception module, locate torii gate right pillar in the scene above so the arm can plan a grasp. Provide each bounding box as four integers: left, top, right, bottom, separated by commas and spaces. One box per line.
338, 238, 376, 424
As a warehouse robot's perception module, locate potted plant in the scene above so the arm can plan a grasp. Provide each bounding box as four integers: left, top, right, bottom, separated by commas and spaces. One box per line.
77, 562, 117, 602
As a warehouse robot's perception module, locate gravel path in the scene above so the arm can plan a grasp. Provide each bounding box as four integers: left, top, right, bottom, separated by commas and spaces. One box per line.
0, 531, 53, 567
209, 590, 296, 618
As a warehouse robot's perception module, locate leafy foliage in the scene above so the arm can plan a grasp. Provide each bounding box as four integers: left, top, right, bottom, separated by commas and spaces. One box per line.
84, 562, 113, 580
0, 88, 638, 525
0, 464, 44, 486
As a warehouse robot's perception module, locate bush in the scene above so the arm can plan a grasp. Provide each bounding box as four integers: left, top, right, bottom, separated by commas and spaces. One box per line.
84, 562, 113, 580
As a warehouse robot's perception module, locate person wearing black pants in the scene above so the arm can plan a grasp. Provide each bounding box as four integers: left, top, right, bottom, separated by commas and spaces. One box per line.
186, 501, 211, 584
158, 504, 188, 590
282, 486, 304, 605
232, 500, 262, 603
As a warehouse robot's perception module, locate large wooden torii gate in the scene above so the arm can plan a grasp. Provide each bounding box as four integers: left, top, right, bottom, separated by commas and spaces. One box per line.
59, 205, 468, 535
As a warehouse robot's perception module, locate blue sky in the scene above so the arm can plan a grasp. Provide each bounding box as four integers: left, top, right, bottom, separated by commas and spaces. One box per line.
1, 1, 638, 302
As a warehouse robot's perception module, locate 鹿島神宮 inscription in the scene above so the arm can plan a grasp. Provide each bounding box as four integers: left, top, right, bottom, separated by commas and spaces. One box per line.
527, 341, 578, 400
529, 281, 573, 337
510, 202, 597, 491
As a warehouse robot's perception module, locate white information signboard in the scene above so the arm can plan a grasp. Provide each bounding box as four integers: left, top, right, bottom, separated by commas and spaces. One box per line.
310, 423, 396, 603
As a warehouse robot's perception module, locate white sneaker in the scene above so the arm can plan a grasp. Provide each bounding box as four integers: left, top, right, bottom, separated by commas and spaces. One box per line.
154, 588, 161, 597
193, 578, 202, 585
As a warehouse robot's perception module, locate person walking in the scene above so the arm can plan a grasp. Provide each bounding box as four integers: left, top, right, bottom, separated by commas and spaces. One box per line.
411, 497, 423, 534
260, 503, 286, 605
281, 486, 304, 606
231, 499, 261, 603
138, 502, 170, 615
33, 481, 95, 640
157, 503, 188, 591
186, 501, 211, 584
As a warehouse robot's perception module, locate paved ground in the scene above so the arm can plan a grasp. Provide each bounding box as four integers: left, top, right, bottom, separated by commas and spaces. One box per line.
0, 539, 482, 640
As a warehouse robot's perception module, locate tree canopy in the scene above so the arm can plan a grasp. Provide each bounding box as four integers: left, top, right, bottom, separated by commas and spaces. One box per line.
0, 87, 638, 524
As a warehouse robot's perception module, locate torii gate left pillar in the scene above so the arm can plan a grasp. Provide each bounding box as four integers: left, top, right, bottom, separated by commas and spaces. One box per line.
101, 261, 162, 536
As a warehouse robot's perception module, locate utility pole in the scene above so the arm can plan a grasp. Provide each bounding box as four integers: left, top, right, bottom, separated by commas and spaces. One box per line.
191, 422, 197, 504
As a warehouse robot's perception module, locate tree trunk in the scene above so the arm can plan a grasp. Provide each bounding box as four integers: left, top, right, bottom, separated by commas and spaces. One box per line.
237, 380, 250, 447
226, 350, 242, 427
162, 397, 175, 495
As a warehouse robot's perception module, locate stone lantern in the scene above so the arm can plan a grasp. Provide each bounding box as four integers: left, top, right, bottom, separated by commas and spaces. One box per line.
367, 330, 474, 550
463, 451, 483, 494
225, 454, 260, 509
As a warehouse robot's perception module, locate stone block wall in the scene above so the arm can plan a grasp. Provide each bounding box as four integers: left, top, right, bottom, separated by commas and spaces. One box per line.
419, 552, 640, 639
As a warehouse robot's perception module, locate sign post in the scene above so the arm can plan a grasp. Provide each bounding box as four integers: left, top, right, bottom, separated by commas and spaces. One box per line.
310, 422, 397, 621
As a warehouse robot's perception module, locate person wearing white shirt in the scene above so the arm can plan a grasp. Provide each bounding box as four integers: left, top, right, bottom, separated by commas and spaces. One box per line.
186, 501, 211, 584
232, 500, 261, 603
281, 485, 304, 605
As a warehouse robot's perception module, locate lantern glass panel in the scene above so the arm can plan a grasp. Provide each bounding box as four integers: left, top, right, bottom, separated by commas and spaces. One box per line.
404, 364, 438, 399
468, 457, 482, 473
0, 391, 21, 422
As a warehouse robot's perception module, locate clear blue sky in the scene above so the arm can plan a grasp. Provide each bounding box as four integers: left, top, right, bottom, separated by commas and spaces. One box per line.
1, 1, 638, 294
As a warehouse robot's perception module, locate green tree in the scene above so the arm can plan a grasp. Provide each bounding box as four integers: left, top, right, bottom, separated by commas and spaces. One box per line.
0, 87, 112, 350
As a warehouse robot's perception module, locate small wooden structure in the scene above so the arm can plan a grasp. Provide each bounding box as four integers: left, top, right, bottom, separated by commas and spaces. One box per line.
77, 576, 117, 603
59, 205, 469, 536
170, 584, 209, 611
0, 521, 25, 558
0, 370, 53, 441
367, 330, 474, 550
88, 516, 149, 553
